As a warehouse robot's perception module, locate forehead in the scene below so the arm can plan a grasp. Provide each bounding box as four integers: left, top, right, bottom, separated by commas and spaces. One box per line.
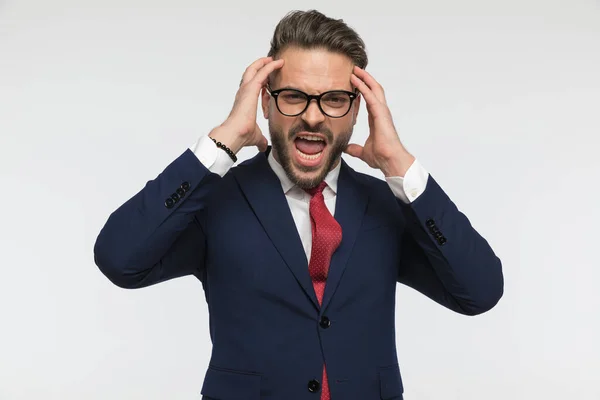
272, 47, 354, 93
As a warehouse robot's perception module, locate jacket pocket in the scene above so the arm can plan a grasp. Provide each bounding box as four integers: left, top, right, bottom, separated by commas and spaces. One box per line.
378, 363, 404, 399
200, 365, 262, 400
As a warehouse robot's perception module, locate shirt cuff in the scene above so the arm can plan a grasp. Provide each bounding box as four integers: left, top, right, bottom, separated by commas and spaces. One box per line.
189, 135, 235, 177
385, 158, 429, 204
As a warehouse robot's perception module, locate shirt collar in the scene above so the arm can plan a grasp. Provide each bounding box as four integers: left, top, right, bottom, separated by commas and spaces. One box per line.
267, 149, 341, 195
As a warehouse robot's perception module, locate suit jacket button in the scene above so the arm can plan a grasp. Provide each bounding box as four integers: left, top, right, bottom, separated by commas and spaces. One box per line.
308, 379, 321, 393
181, 181, 190, 191
320, 316, 331, 329
165, 198, 175, 208
171, 193, 180, 202
439, 237, 447, 245
176, 188, 186, 197
426, 218, 435, 227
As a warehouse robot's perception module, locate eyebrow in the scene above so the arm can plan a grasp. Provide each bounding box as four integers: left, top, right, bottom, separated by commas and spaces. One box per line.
275, 85, 355, 93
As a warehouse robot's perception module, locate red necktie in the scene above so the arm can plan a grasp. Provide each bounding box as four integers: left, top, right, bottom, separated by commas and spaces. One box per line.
305, 181, 342, 400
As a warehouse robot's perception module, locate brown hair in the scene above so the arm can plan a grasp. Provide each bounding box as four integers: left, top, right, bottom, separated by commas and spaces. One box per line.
267, 10, 368, 69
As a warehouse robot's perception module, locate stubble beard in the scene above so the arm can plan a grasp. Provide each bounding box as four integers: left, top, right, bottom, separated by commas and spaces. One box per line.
269, 119, 353, 190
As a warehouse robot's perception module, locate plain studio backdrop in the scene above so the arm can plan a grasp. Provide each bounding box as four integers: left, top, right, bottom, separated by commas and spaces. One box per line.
1, 0, 599, 399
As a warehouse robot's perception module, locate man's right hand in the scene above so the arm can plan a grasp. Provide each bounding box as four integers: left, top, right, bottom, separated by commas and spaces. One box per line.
209, 56, 285, 154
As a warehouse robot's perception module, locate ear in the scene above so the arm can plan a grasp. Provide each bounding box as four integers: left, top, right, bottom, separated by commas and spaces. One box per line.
260, 87, 270, 119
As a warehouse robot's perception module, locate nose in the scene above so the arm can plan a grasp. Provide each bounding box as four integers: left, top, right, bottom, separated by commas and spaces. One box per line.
301, 99, 326, 127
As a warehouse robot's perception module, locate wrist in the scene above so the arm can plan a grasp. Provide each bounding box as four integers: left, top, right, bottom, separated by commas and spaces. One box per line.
209, 125, 246, 155
380, 149, 415, 178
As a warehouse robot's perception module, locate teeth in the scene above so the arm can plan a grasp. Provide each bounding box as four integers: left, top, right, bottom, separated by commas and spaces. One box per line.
298, 135, 324, 142
296, 148, 322, 160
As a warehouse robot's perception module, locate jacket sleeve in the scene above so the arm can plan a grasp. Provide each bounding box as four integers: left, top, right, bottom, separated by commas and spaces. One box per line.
396, 175, 504, 316
93, 149, 221, 289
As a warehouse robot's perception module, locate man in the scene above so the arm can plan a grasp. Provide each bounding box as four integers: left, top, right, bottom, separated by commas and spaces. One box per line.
94, 9, 503, 400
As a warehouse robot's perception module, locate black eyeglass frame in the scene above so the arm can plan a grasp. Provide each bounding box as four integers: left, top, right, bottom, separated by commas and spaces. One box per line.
265, 84, 359, 118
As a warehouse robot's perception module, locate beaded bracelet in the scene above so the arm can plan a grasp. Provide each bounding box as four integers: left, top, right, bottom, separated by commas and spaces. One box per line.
210, 137, 237, 163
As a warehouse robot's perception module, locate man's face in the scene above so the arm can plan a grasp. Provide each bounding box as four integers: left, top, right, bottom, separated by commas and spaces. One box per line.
261, 47, 360, 189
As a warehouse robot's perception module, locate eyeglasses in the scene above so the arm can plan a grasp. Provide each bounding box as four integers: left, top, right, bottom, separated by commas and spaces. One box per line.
265, 85, 358, 118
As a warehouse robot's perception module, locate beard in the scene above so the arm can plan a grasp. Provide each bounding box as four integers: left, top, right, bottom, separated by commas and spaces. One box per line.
269, 119, 353, 190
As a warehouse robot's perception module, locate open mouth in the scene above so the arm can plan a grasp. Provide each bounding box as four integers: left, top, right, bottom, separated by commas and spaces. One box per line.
293, 134, 327, 166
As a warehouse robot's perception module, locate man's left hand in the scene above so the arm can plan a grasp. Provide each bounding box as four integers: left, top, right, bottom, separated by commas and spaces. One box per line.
345, 66, 416, 177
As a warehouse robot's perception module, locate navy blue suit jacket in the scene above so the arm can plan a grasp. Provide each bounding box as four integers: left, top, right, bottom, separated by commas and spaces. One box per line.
94, 146, 503, 399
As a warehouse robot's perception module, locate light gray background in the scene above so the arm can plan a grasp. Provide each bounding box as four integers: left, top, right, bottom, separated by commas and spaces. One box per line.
1, 0, 599, 399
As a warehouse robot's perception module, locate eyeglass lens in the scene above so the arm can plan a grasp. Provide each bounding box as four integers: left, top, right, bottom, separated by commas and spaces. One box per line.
277, 90, 352, 117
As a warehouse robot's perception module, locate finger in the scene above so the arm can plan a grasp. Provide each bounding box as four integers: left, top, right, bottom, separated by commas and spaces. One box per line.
344, 143, 364, 159
353, 66, 386, 104
249, 58, 284, 88
253, 123, 268, 152
258, 135, 268, 152
350, 74, 384, 119
241, 57, 273, 86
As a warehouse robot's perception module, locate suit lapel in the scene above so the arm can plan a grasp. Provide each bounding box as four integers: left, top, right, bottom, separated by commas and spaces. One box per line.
321, 158, 368, 312
234, 148, 369, 313
234, 147, 320, 310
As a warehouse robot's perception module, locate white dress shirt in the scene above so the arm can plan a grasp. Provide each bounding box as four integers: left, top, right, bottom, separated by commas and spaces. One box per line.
189, 135, 429, 262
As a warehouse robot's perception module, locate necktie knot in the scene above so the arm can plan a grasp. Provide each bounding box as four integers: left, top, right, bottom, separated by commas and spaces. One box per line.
305, 181, 328, 197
